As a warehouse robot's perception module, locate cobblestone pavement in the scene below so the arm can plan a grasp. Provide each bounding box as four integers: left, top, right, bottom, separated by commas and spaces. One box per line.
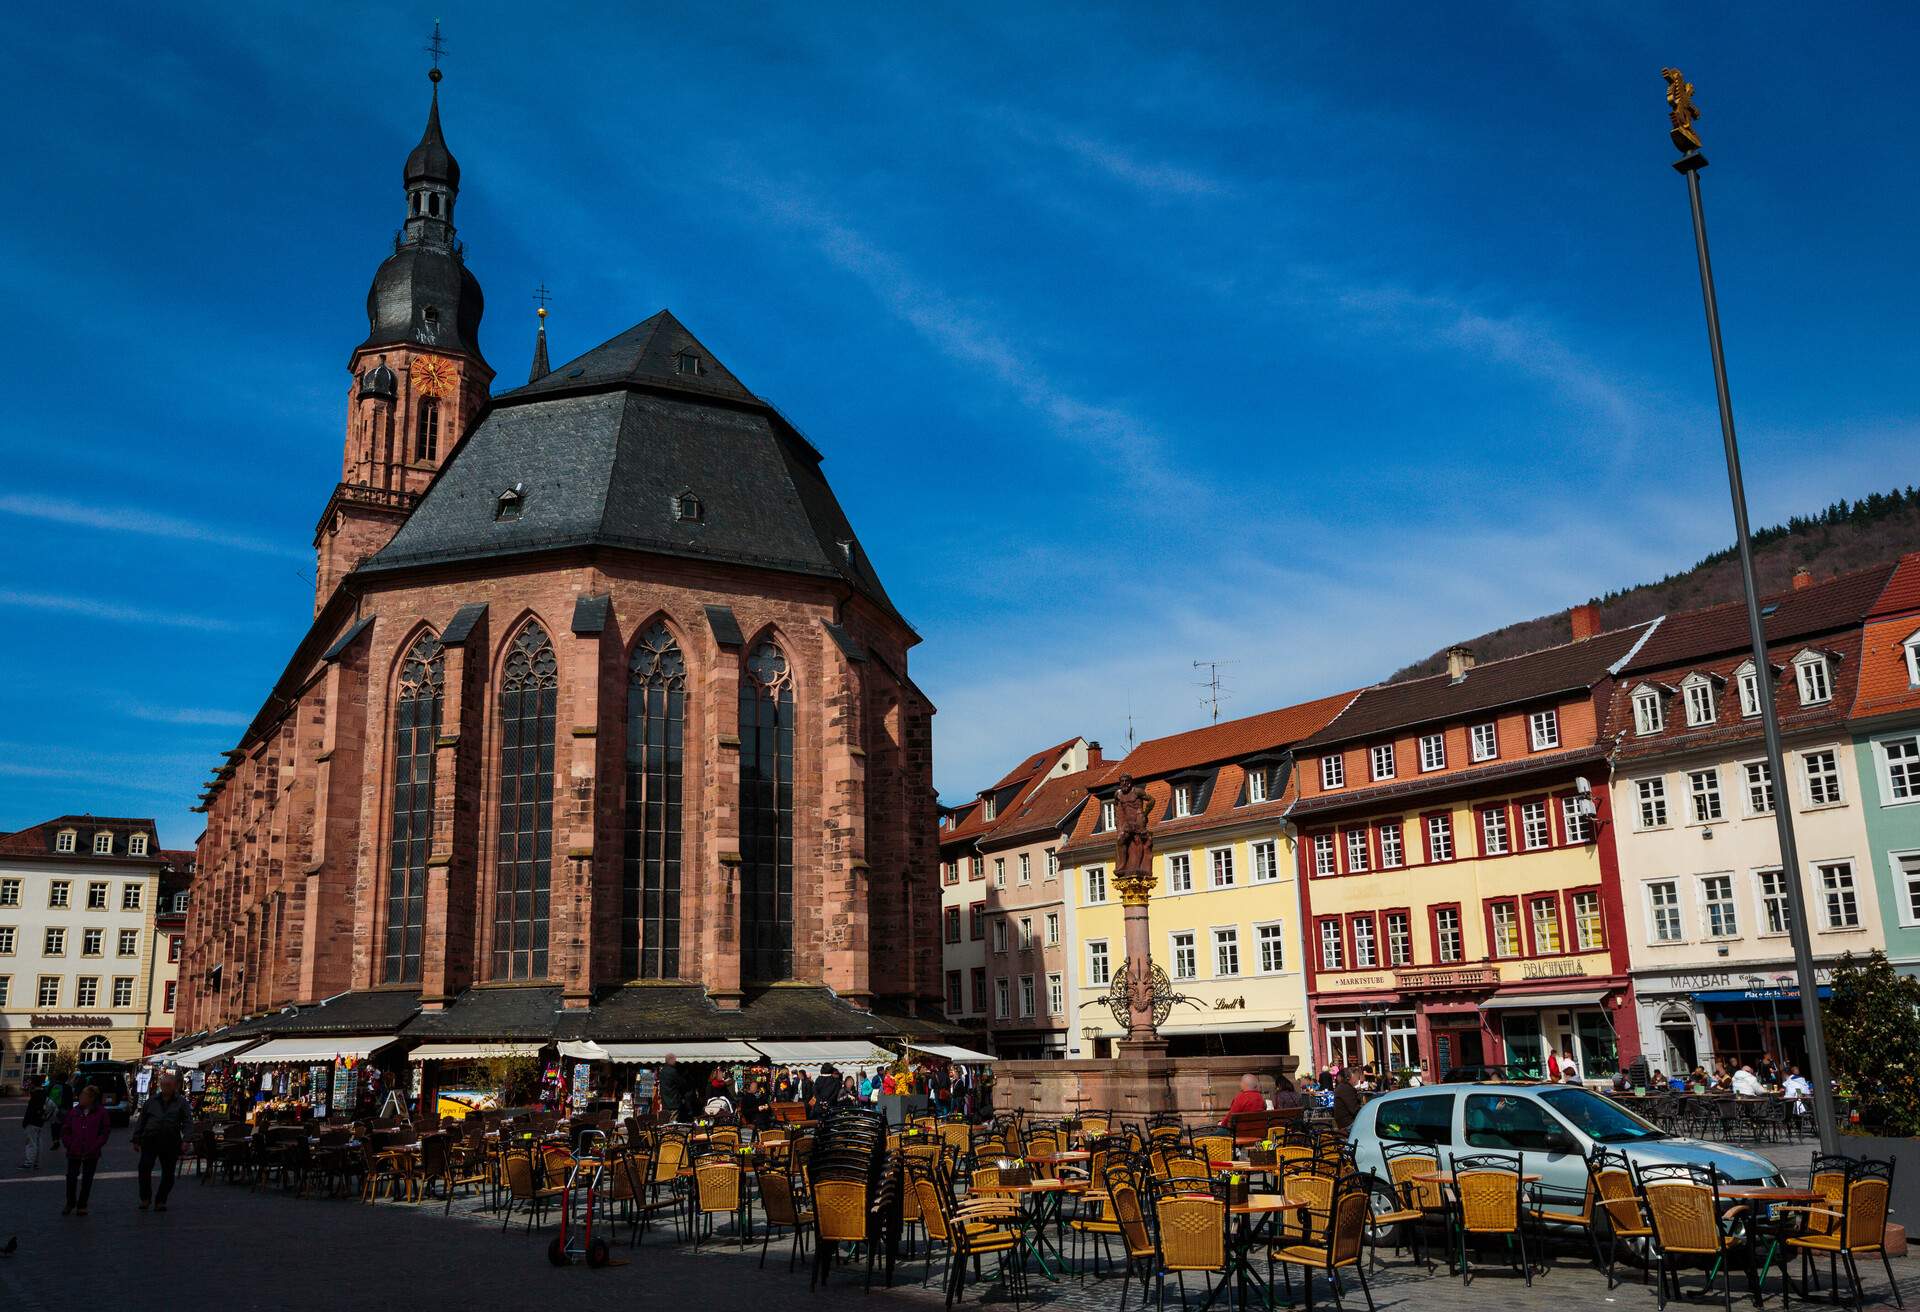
0, 1138, 1910, 1312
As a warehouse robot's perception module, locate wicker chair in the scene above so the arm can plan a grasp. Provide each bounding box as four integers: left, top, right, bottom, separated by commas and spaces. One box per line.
499, 1149, 563, 1233
1451, 1152, 1534, 1286
1523, 1149, 1603, 1274
1278, 1160, 1340, 1245
692, 1155, 746, 1248
1270, 1172, 1376, 1312
1107, 1173, 1160, 1312
756, 1162, 815, 1271
1785, 1156, 1901, 1310
1191, 1132, 1235, 1167
1589, 1149, 1653, 1288
1636, 1162, 1753, 1311
810, 1178, 873, 1292
908, 1157, 1027, 1310
1151, 1190, 1230, 1310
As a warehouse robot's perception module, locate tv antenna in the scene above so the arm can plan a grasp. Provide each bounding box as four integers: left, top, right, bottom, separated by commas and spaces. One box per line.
1193, 660, 1235, 723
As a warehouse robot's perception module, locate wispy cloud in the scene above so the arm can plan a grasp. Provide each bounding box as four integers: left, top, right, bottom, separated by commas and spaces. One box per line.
0, 493, 304, 559
0, 760, 190, 799
0, 589, 254, 632
998, 113, 1229, 199
719, 167, 1204, 505
119, 701, 251, 728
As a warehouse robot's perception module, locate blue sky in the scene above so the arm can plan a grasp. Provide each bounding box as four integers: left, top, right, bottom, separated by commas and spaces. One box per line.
2, 3, 1917, 848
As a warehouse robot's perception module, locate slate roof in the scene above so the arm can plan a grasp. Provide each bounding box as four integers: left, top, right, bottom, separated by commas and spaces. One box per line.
939, 739, 1084, 849
1297, 625, 1653, 749
977, 768, 1100, 850
1621, 562, 1898, 673
272, 989, 422, 1037
362, 310, 904, 625
402, 986, 568, 1041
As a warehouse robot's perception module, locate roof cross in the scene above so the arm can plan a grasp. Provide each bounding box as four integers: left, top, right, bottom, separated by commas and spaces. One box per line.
424, 19, 448, 78
533, 283, 552, 312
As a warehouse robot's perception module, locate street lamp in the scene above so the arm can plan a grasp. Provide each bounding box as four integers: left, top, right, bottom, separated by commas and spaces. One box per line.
1661, 68, 1839, 1152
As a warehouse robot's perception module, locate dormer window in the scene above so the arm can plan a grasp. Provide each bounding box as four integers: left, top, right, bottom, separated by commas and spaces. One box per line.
982, 796, 998, 822
1794, 651, 1833, 706
1682, 674, 1717, 727
128, 834, 149, 857
1735, 661, 1763, 717
1905, 630, 1920, 687
55, 829, 76, 854
1099, 800, 1116, 832
1633, 686, 1664, 736
92, 832, 113, 855
675, 351, 705, 377
1245, 767, 1268, 805
1171, 784, 1192, 818
495, 484, 525, 522
672, 490, 704, 523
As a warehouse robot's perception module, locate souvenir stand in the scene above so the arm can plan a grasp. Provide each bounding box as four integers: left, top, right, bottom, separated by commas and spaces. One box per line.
408, 1041, 546, 1120
232, 1036, 401, 1123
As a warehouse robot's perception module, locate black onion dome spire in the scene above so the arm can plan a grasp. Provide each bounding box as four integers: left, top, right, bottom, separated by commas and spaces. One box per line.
404, 74, 461, 189
358, 67, 487, 368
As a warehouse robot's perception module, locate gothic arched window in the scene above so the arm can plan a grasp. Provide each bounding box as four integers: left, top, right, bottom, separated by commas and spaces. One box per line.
739, 640, 794, 982
415, 397, 440, 462
624, 622, 686, 979
384, 633, 443, 984
493, 622, 557, 980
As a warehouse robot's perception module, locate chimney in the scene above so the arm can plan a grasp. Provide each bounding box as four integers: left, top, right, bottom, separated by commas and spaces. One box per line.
1087, 741, 1103, 765
1792, 567, 1812, 591
1446, 646, 1476, 682
1569, 602, 1601, 642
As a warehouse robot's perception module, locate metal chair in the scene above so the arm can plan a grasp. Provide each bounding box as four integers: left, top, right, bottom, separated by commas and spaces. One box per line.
1636, 1161, 1754, 1312
1271, 1171, 1377, 1311
1785, 1156, 1901, 1310
1151, 1189, 1230, 1310
1450, 1152, 1534, 1286
1588, 1148, 1653, 1288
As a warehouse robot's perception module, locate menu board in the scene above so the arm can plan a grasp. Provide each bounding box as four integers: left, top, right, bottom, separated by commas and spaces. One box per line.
633, 1068, 656, 1107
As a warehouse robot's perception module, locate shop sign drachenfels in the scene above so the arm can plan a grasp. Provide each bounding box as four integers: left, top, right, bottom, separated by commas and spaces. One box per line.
31, 1014, 112, 1029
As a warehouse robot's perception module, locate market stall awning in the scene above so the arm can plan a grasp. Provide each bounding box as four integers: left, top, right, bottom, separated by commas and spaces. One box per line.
409, 1042, 543, 1062
1481, 990, 1609, 1010
557, 1040, 609, 1061
1158, 1017, 1294, 1035
751, 1040, 894, 1066
233, 1035, 400, 1064
906, 1042, 998, 1063
154, 1038, 255, 1068
595, 1041, 759, 1063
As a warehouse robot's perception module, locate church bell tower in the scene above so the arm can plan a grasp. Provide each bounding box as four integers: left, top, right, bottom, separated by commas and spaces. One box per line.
313, 58, 493, 612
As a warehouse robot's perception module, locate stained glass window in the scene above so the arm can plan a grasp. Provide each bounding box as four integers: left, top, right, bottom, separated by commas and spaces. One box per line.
493, 623, 557, 980
740, 641, 794, 981
384, 633, 442, 983
624, 622, 686, 978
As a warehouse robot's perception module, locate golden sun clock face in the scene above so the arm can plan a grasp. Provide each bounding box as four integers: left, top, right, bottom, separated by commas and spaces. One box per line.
410, 356, 455, 399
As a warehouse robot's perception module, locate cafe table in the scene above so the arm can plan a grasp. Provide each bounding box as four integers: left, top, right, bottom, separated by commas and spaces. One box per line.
1721, 1184, 1822, 1296
1222, 1192, 1302, 1309
971, 1177, 1085, 1279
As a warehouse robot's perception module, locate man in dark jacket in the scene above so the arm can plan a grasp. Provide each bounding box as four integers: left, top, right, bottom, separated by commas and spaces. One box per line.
1331, 1067, 1364, 1132
20, 1075, 48, 1169
129, 1072, 194, 1211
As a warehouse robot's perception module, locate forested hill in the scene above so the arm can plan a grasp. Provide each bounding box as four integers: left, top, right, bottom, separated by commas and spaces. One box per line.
1390, 488, 1920, 680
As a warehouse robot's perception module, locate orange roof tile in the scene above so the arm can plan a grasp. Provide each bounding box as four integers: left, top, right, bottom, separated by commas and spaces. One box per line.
1112, 690, 1358, 780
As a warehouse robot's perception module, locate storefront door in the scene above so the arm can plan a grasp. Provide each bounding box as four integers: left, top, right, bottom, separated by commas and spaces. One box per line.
1501, 1012, 1544, 1078
1430, 1024, 1481, 1076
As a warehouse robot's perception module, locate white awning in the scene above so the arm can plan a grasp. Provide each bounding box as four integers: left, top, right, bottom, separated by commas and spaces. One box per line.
150, 1038, 254, 1069
410, 1042, 543, 1062
751, 1040, 894, 1066
596, 1041, 759, 1063
1158, 1018, 1295, 1036
906, 1042, 998, 1064
1481, 990, 1609, 1011
233, 1035, 399, 1064
557, 1040, 608, 1062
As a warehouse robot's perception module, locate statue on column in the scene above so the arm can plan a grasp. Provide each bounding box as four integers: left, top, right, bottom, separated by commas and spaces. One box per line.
1112, 775, 1155, 884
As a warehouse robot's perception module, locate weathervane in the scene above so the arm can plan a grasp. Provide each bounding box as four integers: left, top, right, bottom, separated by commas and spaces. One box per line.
425, 19, 448, 83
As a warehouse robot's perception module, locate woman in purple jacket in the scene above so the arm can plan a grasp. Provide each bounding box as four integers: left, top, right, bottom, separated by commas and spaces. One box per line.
58, 1085, 111, 1216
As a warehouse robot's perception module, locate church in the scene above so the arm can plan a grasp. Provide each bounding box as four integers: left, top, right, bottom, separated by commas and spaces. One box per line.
176, 67, 945, 1057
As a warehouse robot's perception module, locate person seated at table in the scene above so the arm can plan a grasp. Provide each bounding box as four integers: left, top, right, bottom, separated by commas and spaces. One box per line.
1756, 1050, 1780, 1088
1222, 1073, 1266, 1125
1781, 1066, 1812, 1115
1731, 1063, 1764, 1096
1689, 1066, 1711, 1092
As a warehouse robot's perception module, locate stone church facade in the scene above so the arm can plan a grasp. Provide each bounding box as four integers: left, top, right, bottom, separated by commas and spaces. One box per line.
178, 73, 941, 1046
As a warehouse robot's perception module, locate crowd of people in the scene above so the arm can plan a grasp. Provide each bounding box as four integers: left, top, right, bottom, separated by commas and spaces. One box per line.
18, 1070, 197, 1215
1629, 1049, 1817, 1108
649, 1054, 991, 1125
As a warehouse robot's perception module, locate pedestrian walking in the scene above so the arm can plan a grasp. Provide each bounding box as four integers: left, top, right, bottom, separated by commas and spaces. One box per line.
129, 1071, 193, 1212
20, 1075, 49, 1170
58, 1085, 111, 1216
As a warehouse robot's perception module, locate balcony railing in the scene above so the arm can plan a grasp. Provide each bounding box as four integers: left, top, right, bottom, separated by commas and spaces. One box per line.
1393, 963, 1497, 991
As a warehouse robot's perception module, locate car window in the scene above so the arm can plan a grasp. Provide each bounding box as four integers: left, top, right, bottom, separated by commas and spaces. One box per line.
1464, 1093, 1575, 1153
1538, 1087, 1663, 1144
1374, 1092, 1456, 1145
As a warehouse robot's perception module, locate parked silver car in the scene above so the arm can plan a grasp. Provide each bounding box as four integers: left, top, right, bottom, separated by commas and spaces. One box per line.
1349, 1083, 1782, 1213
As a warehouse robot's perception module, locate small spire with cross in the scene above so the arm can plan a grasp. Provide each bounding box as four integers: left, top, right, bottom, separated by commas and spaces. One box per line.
425, 19, 448, 84
529, 283, 552, 384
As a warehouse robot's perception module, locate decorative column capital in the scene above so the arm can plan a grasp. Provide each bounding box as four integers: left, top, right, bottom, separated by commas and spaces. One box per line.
1113, 870, 1157, 907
